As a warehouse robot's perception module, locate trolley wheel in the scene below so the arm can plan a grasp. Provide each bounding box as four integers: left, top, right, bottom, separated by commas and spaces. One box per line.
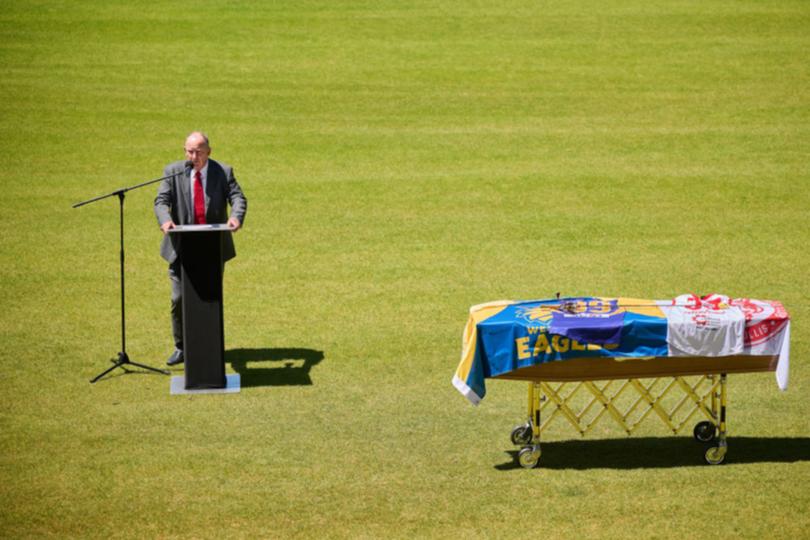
693, 421, 717, 443
518, 446, 541, 469
705, 446, 726, 465
510, 423, 533, 446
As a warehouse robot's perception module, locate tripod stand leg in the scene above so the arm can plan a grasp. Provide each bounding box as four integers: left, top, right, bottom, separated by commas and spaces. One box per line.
90, 356, 126, 383
90, 351, 170, 383
126, 360, 171, 376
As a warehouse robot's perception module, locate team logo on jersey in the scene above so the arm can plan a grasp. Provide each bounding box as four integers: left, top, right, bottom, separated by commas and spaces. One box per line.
516, 305, 554, 326
730, 298, 789, 346
673, 294, 732, 328
517, 299, 622, 324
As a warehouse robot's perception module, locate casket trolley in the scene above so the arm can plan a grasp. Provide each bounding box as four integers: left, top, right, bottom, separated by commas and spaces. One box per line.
452, 296, 790, 469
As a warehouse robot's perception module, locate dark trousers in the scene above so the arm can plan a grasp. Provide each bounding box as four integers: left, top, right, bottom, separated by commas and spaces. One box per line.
168, 261, 183, 351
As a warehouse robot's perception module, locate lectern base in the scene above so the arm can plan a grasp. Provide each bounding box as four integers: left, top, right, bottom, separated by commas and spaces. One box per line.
170, 374, 240, 395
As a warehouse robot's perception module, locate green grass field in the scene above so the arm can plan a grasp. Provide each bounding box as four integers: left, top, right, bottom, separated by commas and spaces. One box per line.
1, 0, 809, 537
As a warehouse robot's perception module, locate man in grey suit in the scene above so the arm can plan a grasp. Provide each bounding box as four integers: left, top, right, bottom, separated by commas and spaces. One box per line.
154, 132, 247, 366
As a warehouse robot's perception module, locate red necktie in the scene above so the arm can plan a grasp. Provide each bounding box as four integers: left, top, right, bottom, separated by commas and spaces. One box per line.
193, 171, 206, 224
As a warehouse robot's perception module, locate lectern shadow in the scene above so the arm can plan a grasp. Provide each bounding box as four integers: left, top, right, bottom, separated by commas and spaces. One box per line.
225, 348, 324, 387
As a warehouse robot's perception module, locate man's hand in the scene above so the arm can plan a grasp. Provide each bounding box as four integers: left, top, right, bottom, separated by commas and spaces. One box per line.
160, 220, 176, 235
228, 217, 242, 231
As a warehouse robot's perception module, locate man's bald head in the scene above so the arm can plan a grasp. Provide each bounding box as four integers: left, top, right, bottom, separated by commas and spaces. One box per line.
184, 132, 211, 171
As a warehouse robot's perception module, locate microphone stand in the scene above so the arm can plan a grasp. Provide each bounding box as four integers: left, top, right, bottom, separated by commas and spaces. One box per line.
74, 172, 181, 383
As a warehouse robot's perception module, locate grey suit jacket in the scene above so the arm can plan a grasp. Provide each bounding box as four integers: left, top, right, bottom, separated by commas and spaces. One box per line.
154, 159, 247, 264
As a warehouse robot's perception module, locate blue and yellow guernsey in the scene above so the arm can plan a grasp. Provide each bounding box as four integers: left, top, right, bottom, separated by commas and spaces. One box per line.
452, 297, 668, 405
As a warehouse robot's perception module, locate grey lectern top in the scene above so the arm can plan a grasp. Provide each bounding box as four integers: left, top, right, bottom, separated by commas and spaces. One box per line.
168, 223, 234, 233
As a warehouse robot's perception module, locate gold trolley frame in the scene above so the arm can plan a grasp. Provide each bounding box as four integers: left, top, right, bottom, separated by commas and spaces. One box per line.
496, 354, 778, 468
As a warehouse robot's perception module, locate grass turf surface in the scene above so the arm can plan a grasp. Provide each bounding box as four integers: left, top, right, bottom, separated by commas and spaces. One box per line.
1, 0, 809, 537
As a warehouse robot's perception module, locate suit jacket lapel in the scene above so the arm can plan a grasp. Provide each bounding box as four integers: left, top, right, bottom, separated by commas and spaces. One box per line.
205, 160, 222, 222
178, 166, 192, 224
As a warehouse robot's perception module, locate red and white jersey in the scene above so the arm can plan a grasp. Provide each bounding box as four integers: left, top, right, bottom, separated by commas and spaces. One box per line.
728, 298, 790, 355
664, 294, 746, 357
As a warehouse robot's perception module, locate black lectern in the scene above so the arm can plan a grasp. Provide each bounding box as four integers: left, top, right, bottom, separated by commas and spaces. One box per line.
168, 224, 231, 389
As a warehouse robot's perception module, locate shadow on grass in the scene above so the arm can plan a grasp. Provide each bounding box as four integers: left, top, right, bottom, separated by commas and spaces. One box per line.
495, 436, 810, 470
225, 347, 324, 388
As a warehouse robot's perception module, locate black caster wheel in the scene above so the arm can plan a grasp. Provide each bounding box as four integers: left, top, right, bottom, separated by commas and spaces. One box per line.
510, 423, 532, 446
693, 421, 716, 443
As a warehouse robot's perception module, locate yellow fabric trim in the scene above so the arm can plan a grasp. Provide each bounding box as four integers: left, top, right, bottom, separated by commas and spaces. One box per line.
617, 297, 666, 318
456, 300, 514, 382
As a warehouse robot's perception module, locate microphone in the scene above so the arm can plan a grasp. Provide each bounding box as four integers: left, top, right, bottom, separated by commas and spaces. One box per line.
173, 160, 193, 179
